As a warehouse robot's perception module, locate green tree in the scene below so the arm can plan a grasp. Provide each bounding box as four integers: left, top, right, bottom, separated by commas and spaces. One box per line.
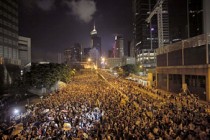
121, 64, 139, 76
16, 63, 74, 89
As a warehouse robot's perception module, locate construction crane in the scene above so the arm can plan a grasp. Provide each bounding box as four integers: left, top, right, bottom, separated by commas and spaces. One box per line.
146, 0, 166, 48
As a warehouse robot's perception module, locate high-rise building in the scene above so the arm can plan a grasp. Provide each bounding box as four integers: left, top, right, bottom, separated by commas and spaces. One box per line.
156, 0, 210, 101
168, 0, 188, 42
203, 0, 210, 34
113, 35, 124, 58
89, 22, 101, 67
0, 0, 20, 65
0, 0, 20, 89
169, 0, 210, 41
188, 0, 210, 36
128, 40, 135, 57
108, 50, 113, 58
133, 0, 169, 69
133, 0, 158, 50
188, 0, 203, 37
18, 36, 31, 66
64, 43, 82, 65
83, 47, 91, 61
90, 23, 101, 56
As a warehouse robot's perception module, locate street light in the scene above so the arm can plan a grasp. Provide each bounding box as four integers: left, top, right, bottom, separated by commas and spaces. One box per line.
101, 57, 105, 62
101, 57, 106, 69
10, 108, 20, 122
87, 58, 93, 69
14, 108, 19, 115
88, 58, 91, 62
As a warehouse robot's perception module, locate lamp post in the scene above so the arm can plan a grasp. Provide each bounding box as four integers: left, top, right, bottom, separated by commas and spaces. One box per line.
101, 57, 106, 69
10, 108, 20, 122
139, 65, 145, 76
87, 58, 92, 69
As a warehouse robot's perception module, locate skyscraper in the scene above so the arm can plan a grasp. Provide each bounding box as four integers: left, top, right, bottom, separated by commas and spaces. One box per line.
0, 0, 20, 65
133, 0, 158, 53
0, 0, 20, 89
133, 0, 169, 68
64, 43, 82, 65
188, 0, 203, 37
113, 35, 124, 58
168, 0, 188, 42
203, 0, 210, 34
156, 0, 210, 101
90, 23, 101, 56
169, 0, 210, 41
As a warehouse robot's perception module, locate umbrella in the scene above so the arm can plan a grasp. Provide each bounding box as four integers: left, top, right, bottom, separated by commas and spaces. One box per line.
83, 133, 88, 139
136, 120, 140, 126
11, 123, 23, 136
48, 117, 54, 121
63, 123, 71, 131
42, 109, 49, 114
61, 110, 68, 113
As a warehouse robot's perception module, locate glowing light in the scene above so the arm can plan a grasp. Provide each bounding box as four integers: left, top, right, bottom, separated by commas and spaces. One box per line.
101, 57, 105, 62
88, 58, 91, 62
14, 109, 19, 115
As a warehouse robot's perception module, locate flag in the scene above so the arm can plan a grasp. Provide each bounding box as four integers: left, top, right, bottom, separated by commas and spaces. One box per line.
133, 101, 139, 109
120, 99, 126, 107
95, 99, 101, 107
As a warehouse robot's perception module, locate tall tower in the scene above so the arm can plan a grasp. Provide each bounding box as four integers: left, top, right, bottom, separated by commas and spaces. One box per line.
0, 0, 20, 65
133, 0, 169, 69
187, 0, 210, 37
114, 35, 124, 58
188, 0, 203, 37
169, 0, 210, 41
203, 0, 210, 34
90, 22, 101, 56
64, 43, 82, 65
0, 0, 20, 88
133, 0, 158, 51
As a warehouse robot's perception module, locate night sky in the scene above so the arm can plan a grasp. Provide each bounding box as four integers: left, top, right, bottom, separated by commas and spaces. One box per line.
19, 0, 133, 62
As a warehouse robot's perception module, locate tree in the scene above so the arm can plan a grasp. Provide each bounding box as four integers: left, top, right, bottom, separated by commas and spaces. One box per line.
121, 64, 139, 76
61, 65, 72, 84
14, 63, 75, 90
113, 64, 139, 77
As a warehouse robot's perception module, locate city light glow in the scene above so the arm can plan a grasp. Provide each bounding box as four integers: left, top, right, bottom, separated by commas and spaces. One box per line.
14, 109, 19, 115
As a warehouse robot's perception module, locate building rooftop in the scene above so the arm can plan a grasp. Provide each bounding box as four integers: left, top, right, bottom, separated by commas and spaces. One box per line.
156, 33, 210, 55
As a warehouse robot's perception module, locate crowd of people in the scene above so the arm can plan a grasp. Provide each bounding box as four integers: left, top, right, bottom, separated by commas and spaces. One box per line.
1, 69, 210, 139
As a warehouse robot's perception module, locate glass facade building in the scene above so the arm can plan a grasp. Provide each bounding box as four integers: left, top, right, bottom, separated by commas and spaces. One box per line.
132, 0, 169, 69
0, 0, 20, 65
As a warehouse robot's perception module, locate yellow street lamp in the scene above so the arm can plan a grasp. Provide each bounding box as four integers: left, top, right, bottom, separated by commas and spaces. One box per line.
101, 57, 105, 62
88, 58, 91, 62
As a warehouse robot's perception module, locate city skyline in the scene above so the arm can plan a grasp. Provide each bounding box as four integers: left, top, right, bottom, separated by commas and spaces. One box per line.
19, 0, 133, 62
